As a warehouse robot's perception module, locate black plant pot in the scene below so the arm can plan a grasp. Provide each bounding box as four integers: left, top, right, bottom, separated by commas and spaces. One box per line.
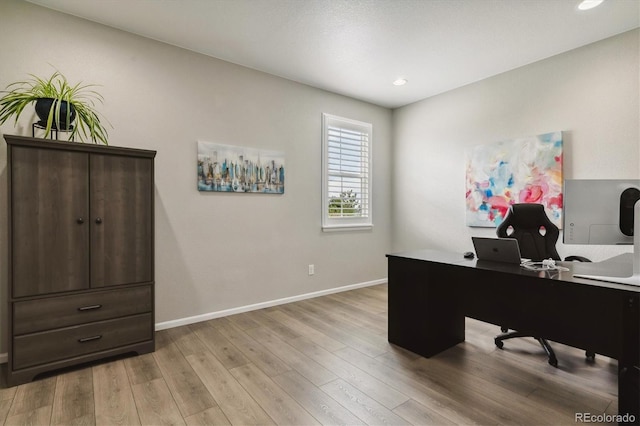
35, 98, 76, 130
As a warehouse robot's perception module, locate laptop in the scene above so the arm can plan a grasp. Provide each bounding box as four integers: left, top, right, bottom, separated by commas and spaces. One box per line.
472, 237, 523, 264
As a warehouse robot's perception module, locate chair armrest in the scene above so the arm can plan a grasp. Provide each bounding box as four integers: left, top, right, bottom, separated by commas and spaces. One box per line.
564, 255, 592, 262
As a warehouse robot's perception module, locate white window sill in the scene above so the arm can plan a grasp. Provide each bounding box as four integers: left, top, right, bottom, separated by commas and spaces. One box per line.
322, 224, 373, 232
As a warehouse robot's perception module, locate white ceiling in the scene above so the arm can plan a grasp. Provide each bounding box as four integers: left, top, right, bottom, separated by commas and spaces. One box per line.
26, 0, 640, 108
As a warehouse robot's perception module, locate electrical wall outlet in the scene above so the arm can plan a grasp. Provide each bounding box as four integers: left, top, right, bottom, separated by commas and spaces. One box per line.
308, 264, 315, 275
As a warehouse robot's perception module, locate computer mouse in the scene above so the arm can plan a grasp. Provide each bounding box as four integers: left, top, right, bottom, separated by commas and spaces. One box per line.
463, 251, 475, 259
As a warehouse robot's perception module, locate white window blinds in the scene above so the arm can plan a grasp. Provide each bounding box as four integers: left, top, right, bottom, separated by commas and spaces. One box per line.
322, 114, 373, 231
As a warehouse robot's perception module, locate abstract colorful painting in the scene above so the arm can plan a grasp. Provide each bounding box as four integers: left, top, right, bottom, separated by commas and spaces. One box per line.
465, 131, 563, 227
197, 141, 285, 194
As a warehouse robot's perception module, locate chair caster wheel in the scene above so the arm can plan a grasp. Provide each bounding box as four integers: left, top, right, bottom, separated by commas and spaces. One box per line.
549, 358, 558, 367
586, 351, 595, 362
495, 339, 504, 349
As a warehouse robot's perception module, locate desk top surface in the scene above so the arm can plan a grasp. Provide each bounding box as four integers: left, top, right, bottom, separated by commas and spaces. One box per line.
387, 249, 640, 293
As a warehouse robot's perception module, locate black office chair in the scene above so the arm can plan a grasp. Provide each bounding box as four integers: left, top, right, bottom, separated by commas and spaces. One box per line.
494, 203, 593, 367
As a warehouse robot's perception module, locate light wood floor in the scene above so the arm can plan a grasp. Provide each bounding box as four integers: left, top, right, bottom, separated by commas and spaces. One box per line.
0, 284, 618, 425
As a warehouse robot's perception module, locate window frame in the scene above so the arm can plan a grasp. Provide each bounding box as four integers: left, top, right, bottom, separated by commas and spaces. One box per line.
321, 113, 373, 232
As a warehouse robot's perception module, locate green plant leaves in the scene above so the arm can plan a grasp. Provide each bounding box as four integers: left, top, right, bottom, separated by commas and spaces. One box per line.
0, 70, 110, 144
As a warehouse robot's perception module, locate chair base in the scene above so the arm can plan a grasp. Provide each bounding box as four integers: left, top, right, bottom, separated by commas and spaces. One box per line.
495, 331, 558, 367
495, 330, 597, 367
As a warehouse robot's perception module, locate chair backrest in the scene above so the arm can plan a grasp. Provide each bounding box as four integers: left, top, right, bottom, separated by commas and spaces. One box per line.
496, 203, 560, 261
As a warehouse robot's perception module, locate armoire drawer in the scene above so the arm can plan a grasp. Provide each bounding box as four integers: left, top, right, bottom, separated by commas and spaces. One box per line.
13, 285, 152, 335
13, 313, 153, 370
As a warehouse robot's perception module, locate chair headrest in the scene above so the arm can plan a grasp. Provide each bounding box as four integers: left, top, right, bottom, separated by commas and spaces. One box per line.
504, 204, 555, 229
497, 203, 560, 261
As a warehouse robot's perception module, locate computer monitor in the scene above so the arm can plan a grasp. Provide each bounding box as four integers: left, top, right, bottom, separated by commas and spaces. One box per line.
563, 179, 640, 286
563, 179, 640, 245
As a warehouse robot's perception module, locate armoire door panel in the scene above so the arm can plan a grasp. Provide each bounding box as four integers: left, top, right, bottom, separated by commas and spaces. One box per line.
11, 147, 90, 297
90, 154, 153, 287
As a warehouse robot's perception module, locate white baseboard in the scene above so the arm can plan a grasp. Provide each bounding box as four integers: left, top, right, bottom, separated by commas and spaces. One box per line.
155, 278, 387, 331
0, 278, 387, 364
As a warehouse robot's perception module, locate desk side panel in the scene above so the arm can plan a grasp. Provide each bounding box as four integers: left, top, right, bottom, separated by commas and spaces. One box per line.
619, 294, 639, 419
387, 257, 464, 358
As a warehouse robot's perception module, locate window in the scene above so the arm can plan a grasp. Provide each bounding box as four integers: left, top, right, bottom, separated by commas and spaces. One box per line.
322, 113, 372, 231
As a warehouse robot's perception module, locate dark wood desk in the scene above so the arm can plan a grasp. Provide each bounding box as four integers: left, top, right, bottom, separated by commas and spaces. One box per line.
387, 250, 640, 422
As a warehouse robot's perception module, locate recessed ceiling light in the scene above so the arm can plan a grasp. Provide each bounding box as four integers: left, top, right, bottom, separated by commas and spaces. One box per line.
578, 0, 604, 10
393, 78, 408, 86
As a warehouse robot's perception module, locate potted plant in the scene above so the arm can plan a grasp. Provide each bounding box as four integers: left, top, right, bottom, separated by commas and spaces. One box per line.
0, 70, 110, 145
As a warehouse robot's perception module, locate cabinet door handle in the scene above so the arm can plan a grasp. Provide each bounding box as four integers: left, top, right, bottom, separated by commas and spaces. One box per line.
78, 304, 102, 312
76, 217, 84, 224
78, 335, 102, 343
95, 217, 103, 224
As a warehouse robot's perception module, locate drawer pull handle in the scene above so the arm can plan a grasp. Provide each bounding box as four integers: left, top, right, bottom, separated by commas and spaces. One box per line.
78, 304, 102, 311
78, 335, 102, 343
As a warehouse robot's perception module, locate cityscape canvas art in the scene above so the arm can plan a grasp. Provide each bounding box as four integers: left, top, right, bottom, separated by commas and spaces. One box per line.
465, 131, 563, 227
197, 141, 285, 194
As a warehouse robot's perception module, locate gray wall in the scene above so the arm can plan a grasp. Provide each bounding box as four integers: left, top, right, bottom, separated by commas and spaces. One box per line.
0, 0, 638, 359
392, 29, 640, 262
0, 0, 393, 353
